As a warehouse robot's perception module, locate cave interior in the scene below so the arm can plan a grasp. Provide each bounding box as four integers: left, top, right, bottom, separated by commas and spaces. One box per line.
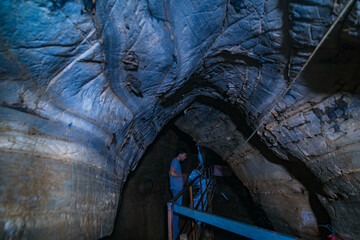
0, 0, 360, 240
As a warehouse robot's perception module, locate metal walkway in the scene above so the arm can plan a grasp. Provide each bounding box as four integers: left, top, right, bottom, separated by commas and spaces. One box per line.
167, 166, 302, 240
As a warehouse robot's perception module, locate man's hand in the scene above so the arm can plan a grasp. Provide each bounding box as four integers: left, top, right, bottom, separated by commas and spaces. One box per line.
170, 167, 182, 178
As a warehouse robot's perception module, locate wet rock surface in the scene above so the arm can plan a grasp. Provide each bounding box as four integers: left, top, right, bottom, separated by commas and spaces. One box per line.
0, 0, 360, 239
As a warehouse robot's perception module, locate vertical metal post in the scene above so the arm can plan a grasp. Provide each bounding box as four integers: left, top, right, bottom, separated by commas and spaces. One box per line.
190, 186, 194, 209
189, 186, 196, 240
209, 167, 213, 214
205, 169, 210, 212
207, 180, 212, 214
199, 175, 202, 211
204, 169, 210, 212
213, 166, 217, 195
168, 202, 174, 240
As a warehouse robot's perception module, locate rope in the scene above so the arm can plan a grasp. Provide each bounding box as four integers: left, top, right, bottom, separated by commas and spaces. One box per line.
241, 0, 356, 147
319, 224, 347, 240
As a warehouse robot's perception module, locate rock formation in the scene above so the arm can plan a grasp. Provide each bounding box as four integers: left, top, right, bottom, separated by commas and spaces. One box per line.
0, 0, 359, 239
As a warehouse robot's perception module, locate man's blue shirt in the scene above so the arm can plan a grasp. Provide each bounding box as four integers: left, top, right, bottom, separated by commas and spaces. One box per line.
170, 157, 183, 190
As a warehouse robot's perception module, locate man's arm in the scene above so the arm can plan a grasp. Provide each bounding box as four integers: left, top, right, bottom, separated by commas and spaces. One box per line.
169, 167, 183, 178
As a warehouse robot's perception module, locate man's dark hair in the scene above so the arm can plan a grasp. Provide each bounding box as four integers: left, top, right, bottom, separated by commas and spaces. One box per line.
177, 150, 186, 156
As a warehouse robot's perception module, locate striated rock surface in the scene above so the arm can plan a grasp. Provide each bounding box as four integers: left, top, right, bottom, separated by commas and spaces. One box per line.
175, 103, 320, 239
0, 0, 359, 239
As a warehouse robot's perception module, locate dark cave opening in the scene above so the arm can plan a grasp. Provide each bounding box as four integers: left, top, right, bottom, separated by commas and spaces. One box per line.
103, 122, 273, 240
102, 122, 198, 240
199, 148, 274, 240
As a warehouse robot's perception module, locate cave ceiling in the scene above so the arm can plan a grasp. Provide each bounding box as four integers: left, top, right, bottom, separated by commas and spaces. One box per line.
0, 0, 360, 239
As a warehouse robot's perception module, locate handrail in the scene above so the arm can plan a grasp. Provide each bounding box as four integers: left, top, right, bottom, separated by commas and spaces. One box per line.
168, 167, 215, 240
174, 205, 302, 240
194, 175, 214, 210
170, 168, 209, 203
169, 166, 301, 240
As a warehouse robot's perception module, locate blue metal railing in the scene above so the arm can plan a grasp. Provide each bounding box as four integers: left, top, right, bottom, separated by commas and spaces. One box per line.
168, 167, 214, 240
174, 205, 301, 240
167, 165, 302, 240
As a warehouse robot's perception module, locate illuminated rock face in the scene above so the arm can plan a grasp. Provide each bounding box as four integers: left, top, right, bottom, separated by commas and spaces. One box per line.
175, 103, 322, 239
0, 0, 359, 239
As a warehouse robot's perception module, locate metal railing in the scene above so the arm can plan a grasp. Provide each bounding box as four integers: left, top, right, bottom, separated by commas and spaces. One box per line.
167, 167, 215, 240
167, 166, 303, 240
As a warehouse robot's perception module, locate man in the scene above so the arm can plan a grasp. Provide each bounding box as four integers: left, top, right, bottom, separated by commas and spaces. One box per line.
169, 150, 187, 239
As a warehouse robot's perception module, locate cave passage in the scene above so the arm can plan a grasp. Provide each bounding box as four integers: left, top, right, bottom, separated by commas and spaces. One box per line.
102, 123, 198, 240
103, 122, 276, 240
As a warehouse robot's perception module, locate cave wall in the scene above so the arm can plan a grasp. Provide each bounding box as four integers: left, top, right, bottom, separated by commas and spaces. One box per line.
0, 0, 359, 239
175, 103, 320, 239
